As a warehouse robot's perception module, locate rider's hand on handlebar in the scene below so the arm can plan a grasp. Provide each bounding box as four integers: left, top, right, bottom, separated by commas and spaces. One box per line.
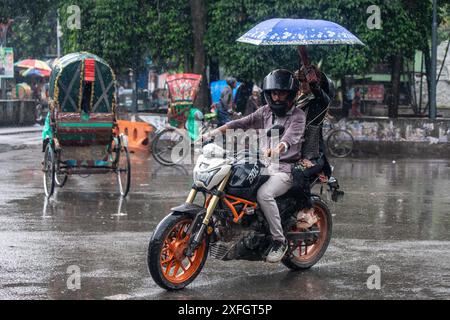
264, 143, 285, 159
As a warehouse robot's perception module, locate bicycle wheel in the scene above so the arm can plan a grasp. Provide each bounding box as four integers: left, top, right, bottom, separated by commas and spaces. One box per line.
151, 128, 189, 166
326, 129, 354, 158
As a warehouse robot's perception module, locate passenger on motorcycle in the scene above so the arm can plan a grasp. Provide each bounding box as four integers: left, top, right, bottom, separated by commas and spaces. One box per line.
203, 69, 306, 263
293, 65, 334, 228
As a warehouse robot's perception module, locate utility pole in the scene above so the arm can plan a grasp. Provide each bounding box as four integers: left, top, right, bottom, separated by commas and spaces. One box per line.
430, 0, 437, 120
129, 68, 137, 121
57, 14, 62, 58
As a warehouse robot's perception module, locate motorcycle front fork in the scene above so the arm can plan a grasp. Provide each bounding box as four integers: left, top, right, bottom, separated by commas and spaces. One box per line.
184, 173, 230, 256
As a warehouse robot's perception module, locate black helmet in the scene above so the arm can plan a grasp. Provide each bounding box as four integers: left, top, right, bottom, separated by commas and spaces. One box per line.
263, 69, 299, 117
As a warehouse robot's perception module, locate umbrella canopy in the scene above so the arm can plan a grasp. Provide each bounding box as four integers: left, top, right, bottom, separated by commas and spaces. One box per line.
14, 59, 52, 72
20, 68, 51, 77
237, 18, 364, 46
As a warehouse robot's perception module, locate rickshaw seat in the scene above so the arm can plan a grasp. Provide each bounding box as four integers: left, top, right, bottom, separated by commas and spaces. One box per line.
55, 112, 115, 147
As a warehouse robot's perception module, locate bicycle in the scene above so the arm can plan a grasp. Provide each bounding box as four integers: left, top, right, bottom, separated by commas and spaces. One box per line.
322, 117, 354, 158
151, 110, 218, 166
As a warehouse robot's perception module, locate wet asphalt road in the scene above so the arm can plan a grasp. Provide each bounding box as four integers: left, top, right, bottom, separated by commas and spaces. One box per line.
0, 132, 449, 300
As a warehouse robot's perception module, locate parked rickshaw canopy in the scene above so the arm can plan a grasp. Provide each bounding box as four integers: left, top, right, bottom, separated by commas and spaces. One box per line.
49, 52, 116, 113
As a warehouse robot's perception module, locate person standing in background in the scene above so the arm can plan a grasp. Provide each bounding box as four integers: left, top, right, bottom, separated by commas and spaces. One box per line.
245, 85, 262, 115
351, 87, 363, 117
217, 77, 237, 126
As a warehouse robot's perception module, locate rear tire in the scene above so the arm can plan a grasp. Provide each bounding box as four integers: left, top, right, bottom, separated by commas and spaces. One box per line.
43, 144, 55, 198
55, 171, 68, 187
282, 199, 332, 270
147, 214, 209, 290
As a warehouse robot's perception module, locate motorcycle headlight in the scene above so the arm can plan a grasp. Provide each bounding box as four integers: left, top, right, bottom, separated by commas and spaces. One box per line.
194, 168, 220, 187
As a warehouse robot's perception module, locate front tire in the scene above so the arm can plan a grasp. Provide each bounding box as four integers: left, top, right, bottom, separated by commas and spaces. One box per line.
147, 214, 209, 290
282, 199, 332, 270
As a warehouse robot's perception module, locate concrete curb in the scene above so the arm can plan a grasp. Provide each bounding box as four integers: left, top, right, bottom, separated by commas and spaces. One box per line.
0, 127, 43, 136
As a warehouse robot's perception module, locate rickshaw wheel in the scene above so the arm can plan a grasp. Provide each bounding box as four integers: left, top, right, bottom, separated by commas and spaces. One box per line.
117, 146, 131, 197
55, 172, 68, 187
55, 152, 68, 188
43, 144, 55, 198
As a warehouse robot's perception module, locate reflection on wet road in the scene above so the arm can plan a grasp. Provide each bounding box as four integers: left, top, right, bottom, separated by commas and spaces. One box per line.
0, 144, 449, 299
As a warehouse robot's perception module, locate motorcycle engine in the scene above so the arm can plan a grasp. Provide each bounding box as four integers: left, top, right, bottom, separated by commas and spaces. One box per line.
209, 213, 269, 261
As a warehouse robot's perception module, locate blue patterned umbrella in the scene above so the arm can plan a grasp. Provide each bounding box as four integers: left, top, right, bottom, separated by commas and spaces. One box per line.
237, 18, 364, 46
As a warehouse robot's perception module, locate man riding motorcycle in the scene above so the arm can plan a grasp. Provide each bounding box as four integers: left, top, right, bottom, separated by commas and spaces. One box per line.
203, 69, 306, 263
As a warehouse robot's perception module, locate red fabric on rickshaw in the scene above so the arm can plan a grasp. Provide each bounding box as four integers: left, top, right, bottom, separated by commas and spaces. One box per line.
55, 112, 114, 147
166, 73, 202, 103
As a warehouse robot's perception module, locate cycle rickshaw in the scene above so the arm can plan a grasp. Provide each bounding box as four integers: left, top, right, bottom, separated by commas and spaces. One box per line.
151, 73, 217, 165
42, 52, 130, 198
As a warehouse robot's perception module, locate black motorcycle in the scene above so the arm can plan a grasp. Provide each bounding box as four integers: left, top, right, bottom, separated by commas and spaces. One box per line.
147, 126, 343, 290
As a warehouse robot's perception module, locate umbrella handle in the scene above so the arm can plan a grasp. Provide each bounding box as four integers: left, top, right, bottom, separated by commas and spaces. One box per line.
298, 46, 310, 68
297, 46, 319, 84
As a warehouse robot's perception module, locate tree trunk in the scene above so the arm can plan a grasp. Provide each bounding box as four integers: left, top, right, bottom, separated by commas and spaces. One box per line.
340, 76, 350, 117
189, 0, 209, 110
209, 56, 220, 83
423, 43, 432, 114
184, 53, 193, 73
388, 53, 402, 118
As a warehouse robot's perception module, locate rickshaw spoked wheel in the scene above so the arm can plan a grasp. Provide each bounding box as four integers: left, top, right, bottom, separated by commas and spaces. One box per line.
54, 151, 68, 187
55, 171, 68, 187
43, 144, 56, 198
116, 145, 131, 197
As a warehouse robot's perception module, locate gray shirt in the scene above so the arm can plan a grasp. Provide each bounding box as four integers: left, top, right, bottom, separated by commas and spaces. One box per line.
227, 105, 306, 173
220, 86, 233, 110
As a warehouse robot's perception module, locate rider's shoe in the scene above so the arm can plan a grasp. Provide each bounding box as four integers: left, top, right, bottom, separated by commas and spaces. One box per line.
297, 209, 318, 229
266, 240, 288, 263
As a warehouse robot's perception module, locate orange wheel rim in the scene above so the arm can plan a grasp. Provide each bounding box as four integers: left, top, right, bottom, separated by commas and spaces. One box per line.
289, 204, 328, 263
159, 219, 207, 284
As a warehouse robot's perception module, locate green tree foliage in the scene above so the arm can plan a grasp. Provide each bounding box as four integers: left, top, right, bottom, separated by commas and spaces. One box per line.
1, 0, 59, 59
145, 0, 193, 71
206, 0, 300, 82
206, 0, 438, 82
0, 0, 56, 24
59, 0, 151, 75
7, 12, 57, 60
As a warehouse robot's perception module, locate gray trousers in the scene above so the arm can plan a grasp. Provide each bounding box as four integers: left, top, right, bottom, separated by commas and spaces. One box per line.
256, 168, 293, 243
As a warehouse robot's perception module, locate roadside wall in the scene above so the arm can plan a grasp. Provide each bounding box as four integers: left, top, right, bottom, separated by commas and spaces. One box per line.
333, 117, 450, 157
0, 100, 36, 126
